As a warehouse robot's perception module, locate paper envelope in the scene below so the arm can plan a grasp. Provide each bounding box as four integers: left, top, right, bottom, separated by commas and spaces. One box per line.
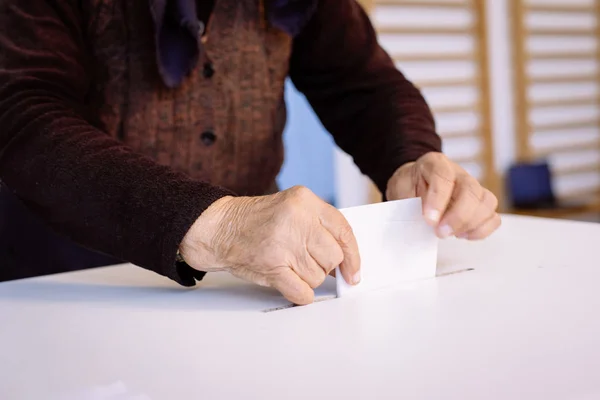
335, 198, 438, 297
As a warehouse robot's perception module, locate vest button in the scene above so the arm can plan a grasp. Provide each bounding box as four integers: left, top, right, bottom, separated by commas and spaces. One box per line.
203, 62, 215, 78
200, 130, 216, 146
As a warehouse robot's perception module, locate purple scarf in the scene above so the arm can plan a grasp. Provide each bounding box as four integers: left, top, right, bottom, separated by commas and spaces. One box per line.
267, 0, 319, 36
150, 0, 318, 87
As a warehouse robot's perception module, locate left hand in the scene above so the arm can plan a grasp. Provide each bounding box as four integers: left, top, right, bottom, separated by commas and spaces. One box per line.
386, 152, 500, 240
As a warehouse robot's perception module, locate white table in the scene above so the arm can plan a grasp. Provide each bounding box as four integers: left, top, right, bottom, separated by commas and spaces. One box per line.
1, 215, 599, 400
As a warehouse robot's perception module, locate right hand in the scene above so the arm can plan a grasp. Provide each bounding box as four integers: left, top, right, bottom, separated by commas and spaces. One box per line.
179, 186, 361, 305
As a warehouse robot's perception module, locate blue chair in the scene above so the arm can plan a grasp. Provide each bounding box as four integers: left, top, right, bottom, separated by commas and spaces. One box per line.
506, 161, 597, 217
506, 161, 556, 209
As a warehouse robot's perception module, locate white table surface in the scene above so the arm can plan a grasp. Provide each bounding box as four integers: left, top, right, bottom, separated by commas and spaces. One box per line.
1, 215, 599, 400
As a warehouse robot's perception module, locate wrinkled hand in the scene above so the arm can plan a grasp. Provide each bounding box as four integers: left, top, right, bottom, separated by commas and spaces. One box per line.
386, 152, 500, 240
179, 186, 361, 305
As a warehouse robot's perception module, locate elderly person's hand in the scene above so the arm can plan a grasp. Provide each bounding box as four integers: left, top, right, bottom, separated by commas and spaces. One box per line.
179, 186, 361, 305
386, 152, 500, 240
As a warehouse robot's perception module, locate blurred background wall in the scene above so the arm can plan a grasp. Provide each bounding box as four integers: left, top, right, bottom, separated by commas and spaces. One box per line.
276, 82, 336, 205
279, 0, 600, 220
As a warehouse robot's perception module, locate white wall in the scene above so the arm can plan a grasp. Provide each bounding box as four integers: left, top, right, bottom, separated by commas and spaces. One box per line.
487, 0, 517, 177
277, 81, 336, 204
518, 0, 600, 199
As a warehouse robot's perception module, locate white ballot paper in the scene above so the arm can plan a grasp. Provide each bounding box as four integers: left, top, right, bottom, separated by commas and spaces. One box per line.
335, 197, 438, 297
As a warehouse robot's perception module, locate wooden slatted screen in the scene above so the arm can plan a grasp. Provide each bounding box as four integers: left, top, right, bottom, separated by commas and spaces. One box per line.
511, 0, 600, 207
365, 0, 497, 203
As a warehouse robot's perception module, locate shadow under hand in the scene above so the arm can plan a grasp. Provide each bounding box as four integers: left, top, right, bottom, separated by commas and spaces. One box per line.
0, 276, 311, 313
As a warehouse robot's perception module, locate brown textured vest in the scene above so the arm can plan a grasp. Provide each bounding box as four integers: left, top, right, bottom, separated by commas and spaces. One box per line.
84, 0, 291, 195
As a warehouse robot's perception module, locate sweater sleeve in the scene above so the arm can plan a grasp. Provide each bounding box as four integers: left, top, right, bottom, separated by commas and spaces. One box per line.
289, 0, 442, 194
0, 0, 233, 286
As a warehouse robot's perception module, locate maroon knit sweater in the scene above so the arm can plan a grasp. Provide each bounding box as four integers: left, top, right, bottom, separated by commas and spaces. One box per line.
0, 0, 441, 285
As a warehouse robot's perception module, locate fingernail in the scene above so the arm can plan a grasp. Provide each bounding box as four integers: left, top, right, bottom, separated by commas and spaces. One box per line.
352, 271, 361, 285
438, 224, 454, 238
426, 209, 441, 223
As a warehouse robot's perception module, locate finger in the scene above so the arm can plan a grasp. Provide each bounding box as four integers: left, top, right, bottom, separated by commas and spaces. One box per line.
453, 189, 499, 236
452, 204, 491, 237
460, 213, 502, 240
269, 268, 315, 305
319, 205, 361, 286
437, 175, 484, 238
306, 227, 344, 276
420, 157, 457, 225
292, 252, 327, 289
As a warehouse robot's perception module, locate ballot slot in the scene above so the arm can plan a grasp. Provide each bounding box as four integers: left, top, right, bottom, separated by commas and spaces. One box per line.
261, 295, 337, 313
260, 275, 337, 313
259, 268, 474, 313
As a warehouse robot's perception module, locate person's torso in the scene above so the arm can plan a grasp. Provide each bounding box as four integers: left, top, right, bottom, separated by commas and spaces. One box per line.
83, 0, 292, 195
0, 0, 298, 282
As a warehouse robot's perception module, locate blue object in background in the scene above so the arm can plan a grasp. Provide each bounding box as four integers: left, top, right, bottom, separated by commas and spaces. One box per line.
507, 161, 556, 209
276, 80, 336, 205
